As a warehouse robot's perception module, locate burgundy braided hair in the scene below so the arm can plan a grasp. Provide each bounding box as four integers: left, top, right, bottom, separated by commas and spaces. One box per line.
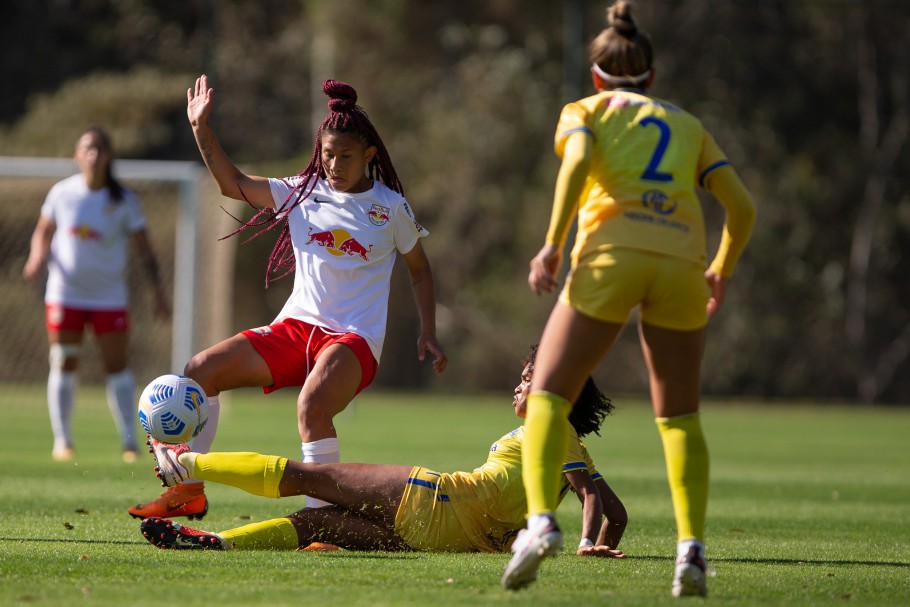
228, 80, 403, 287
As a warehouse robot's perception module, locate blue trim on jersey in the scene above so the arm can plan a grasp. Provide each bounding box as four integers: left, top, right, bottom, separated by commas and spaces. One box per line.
407, 477, 450, 502
591, 472, 604, 482
562, 461, 588, 472
699, 160, 731, 188
559, 126, 593, 140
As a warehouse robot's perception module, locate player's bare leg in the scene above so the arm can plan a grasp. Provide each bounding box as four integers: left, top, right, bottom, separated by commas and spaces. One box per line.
96, 329, 138, 460
287, 505, 410, 551
639, 321, 710, 597
296, 342, 362, 508
504, 303, 623, 590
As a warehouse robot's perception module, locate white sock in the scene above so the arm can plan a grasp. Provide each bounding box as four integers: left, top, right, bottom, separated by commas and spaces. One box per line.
48, 369, 76, 451
527, 513, 558, 532
106, 370, 137, 451
301, 437, 340, 508
677, 539, 705, 559
182, 394, 220, 487
189, 394, 220, 453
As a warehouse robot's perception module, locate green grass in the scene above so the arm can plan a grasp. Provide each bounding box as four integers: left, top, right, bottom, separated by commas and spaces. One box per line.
1, 384, 908, 606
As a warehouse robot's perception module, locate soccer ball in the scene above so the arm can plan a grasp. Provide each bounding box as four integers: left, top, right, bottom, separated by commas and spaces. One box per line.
138, 374, 209, 444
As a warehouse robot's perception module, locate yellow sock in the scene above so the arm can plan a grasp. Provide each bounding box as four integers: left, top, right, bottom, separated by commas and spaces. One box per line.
187, 452, 287, 498
656, 412, 710, 542
522, 391, 573, 516
220, 518, 300, 550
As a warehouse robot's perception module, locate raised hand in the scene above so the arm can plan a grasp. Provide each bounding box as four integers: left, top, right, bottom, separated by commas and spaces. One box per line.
187, 75, 214, 127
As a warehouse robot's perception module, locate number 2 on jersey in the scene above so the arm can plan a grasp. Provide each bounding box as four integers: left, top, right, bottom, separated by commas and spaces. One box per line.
639, 117, 673, 182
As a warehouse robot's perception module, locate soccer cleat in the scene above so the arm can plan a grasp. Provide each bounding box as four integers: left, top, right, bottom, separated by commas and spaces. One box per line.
141, 517, 226, 550
148, 438, 192, 487
672, 545, 708, 598
300, 542, 340, 552
122, 450, 139, 463
501, 516, 563, 590
52, 447, 75, 462
128, 484, 208, 520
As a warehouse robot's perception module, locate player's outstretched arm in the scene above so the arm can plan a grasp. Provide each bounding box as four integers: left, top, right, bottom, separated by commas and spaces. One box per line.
187, 74, 274, 209
402, 240, 447, 375
565, 469, 627, 558
593, 477, 628, 554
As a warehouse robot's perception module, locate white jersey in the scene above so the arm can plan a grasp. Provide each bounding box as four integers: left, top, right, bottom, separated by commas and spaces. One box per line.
41, 174, 147, 309
268, 176, 429, 362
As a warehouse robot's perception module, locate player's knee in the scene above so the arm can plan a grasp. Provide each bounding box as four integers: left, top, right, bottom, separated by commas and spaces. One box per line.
50, 343, 81, 370
183, 352, 216, 392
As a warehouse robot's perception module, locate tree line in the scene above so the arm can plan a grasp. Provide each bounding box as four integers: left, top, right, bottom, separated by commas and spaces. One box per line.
1, 1, 908, 403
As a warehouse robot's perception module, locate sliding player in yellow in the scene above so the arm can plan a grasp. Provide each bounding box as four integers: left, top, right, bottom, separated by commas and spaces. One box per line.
502, 1, 756, 597
139, 347, 627, 559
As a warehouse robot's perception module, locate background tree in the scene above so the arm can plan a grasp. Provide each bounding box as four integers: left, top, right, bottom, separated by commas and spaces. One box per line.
2, 0, 909, 402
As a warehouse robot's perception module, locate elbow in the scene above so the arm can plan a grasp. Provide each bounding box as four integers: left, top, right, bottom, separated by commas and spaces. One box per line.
606, 500, 629, 530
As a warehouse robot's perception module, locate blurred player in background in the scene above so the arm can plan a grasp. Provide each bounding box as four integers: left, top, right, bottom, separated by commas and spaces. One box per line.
23, 125, 171, 463
138, 346, 627, 558
503, 1, 756, 597
128, 76, 447, 521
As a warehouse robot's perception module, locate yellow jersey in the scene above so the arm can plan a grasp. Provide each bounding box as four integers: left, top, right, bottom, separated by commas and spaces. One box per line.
394, 425, 600, 552
554, 88, 731, 266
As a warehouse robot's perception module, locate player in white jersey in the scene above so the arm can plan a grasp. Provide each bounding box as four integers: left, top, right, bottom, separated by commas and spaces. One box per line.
23, 126, 171, 463
129, 76, 447, 523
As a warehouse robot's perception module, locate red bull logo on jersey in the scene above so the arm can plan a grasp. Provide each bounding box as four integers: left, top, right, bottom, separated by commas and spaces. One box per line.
70, 224, 103, 241
306, 226, 372, 261
367, 204, 391, 226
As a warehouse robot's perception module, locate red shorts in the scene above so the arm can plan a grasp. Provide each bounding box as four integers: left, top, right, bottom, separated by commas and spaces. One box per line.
46, 304, 129, 335
242, 318, 377, 395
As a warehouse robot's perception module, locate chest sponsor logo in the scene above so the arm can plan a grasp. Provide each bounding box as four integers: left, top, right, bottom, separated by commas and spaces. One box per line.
306, 226, 373, 261
312, 196, 335, 204
367, 204, 391, 226
641, 189, 677, 215
70, 224, 103, 241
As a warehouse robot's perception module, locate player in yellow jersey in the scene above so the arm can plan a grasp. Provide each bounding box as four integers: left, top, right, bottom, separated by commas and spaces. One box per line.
138, 347, 627, 559
503, 1, 756, 598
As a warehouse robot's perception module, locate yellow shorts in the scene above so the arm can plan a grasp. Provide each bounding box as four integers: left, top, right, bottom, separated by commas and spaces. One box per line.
393, 467, 518, 553
561, 248, 710, 331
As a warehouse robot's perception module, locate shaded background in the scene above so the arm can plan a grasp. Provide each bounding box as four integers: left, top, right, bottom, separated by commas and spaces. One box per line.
1, 0, 908, 404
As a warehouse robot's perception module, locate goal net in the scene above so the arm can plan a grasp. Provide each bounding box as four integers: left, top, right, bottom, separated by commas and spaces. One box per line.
0, 156, 236, 391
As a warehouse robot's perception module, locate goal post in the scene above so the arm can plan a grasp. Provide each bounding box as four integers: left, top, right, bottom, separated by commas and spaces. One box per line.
0, 155, 203, 375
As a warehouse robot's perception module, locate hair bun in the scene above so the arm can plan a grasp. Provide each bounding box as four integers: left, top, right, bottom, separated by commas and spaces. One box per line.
323, 79, 357, 112
607, 0, 637, 36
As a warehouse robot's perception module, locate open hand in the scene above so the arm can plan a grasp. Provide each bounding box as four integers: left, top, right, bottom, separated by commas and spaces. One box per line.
577, 545, 627, 558
187, 75, 214, 127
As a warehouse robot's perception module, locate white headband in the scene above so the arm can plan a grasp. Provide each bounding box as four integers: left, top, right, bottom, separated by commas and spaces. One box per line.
591, 62, 651, 85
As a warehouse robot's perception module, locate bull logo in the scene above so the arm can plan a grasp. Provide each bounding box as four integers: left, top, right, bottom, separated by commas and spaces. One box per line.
305, 226, 372, 261
306, 227, 336, 248
367, 204, 391, 226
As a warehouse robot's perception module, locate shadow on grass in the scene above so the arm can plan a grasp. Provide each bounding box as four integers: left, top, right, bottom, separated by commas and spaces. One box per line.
0, 536, 418, 558
3, 539, 904, 567
630, 554, 910, 568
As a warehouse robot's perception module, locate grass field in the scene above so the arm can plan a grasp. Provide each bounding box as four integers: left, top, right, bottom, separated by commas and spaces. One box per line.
1, 384, 908, 606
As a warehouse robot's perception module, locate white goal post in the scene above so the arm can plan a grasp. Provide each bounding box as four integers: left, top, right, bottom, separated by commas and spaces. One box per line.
0, 156, 202, 374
